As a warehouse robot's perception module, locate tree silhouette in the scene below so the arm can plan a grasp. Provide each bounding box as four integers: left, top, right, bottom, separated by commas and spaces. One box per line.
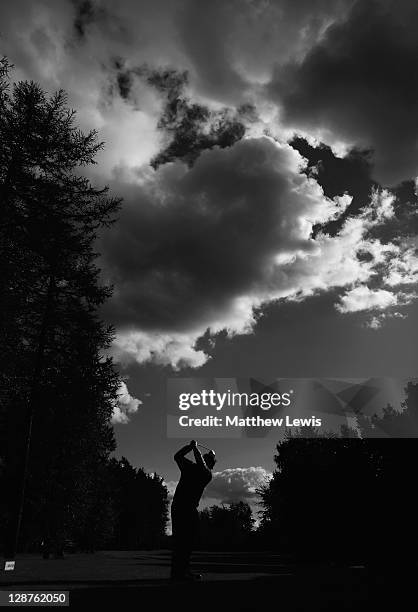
104, 457, 169, 550
0, 62, 121, 556
258, 384, 418, 564
199, 502, 254, 550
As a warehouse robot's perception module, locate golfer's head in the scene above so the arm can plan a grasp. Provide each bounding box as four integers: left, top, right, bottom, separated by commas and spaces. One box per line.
203, 451, 216, 470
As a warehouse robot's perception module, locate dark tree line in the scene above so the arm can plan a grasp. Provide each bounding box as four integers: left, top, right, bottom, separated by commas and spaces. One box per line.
0, 59, 168, 556
63, 456, 169, 554
104, 457, 169, 551
258, 383, 418, 565
199, 501, 254, 551
196, 386, 418, 557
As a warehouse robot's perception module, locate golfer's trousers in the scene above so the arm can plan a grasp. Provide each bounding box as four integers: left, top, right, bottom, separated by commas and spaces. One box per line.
171, 501, 199, 576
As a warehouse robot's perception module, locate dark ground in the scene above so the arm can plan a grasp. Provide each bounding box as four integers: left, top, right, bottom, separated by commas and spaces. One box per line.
0, 551, 413, 610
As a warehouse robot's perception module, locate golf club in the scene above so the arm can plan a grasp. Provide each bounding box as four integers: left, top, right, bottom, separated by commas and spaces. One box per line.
197, 443, 214, 453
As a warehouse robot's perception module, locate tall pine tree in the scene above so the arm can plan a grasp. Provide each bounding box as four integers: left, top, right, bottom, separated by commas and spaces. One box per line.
0, 60, 121, 556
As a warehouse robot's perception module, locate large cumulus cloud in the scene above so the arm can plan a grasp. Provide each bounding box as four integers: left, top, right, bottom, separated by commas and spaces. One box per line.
102, 137, 347, 332
102, 138, 412, 368
101, 137, 345, 367
2, 0, 418, 369
206, 466, 272, 504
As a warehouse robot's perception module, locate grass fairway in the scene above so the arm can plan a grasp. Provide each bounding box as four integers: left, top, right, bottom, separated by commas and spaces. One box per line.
1, 550, 410, 610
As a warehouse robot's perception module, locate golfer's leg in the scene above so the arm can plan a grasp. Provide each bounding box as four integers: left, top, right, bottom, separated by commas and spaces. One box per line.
178, 509, 194, 577
178, 513, 191, 576
184, 528, 193, 575
187, 508, 199, 574
171, 505, 181, 577
171, 505, 188, 578
171, 538, 181, 577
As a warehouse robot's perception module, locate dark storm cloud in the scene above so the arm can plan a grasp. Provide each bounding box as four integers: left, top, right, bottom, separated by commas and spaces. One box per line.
291, 138, 376, 236
72, 0, 101, 39
102, 138, 324, 333
176, 0, 246, 103
101, 136, 408, 368
111, 58, 134, 101
270, 0, 418, 186
106, 64, 249, 167
102, 136, 360, 335
174, 0, 353, 103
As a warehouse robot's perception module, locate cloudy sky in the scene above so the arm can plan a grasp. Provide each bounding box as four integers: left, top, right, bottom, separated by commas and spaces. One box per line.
2, 0, 418, 508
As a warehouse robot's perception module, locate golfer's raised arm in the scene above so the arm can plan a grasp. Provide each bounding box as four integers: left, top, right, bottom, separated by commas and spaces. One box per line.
191, 441, 207, 470
174, 442, 193, 464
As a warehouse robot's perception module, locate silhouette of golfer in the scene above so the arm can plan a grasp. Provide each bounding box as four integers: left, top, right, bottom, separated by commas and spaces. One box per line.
171, 440, 216, 580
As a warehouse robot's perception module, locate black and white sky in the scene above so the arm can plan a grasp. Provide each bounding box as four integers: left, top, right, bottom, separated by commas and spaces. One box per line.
2, 0, 418, 506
